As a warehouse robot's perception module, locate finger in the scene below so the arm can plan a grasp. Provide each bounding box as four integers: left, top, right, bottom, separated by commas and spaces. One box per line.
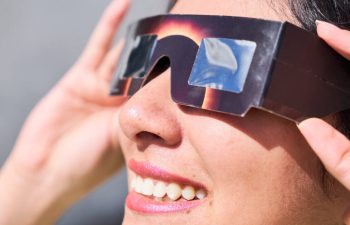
78, 0, 130, 70
98, 39, 125, 82
316, 20, 350, 60
298, 118, 350, 190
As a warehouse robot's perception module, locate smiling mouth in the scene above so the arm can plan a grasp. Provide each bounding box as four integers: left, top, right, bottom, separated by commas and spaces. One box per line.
126, 159, 208, 214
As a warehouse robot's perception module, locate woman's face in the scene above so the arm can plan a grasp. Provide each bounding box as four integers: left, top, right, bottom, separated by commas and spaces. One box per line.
118, 0, 341, 224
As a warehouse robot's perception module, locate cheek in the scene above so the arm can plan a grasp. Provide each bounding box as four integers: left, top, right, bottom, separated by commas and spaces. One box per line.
183, 112, 324, 223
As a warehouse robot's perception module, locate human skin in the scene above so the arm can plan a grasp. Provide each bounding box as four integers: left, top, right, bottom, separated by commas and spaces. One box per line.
299, 21, 350, 224
119, 0, 350, 225
0, 0, 130, 224
1, 0, 350, 225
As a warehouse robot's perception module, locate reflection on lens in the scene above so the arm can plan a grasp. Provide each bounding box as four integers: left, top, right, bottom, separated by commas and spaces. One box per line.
188, 38, 257, 94
116, 34, 157, 79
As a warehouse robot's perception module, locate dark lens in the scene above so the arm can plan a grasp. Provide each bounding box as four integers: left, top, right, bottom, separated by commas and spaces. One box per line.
116, 34, 157, 79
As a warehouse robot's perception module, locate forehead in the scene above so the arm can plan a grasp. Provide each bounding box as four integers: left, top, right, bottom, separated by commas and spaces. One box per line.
171, 0, 291, 22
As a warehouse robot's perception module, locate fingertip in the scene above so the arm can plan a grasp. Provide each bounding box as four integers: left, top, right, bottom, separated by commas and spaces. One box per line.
79, 0, 130, 69
297, 118, 335, 148
110, 0, 131, 9
315, 20, 340, 41
297, 118, 325, 132
108, 0, 131, 14
103, 0, 131, 26
315, 20, 350, 60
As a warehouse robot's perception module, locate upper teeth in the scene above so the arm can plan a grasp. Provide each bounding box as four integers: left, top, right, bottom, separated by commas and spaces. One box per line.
131, 176, 207, 201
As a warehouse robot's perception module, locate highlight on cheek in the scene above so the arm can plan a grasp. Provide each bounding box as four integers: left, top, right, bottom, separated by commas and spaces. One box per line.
154, 20, 207, 45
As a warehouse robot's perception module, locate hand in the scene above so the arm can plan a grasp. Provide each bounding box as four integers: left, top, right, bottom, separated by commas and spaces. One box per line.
298, 21, 350, 224
0, 0, 130, 224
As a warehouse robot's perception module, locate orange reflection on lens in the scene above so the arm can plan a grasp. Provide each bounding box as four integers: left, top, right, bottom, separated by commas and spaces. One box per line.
202, 88, 220, 110
154, 20, 206, 45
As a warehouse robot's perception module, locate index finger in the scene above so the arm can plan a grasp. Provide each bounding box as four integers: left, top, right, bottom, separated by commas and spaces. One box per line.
78, 0, 130, 69
298, 118, 350, 190
316, 21, 350, 60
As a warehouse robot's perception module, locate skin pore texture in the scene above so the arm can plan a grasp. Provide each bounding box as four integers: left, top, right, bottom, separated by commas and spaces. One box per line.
119, 0, 349, 224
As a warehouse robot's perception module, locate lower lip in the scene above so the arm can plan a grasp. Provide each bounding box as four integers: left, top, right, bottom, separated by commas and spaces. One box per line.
126, 191, 203, 214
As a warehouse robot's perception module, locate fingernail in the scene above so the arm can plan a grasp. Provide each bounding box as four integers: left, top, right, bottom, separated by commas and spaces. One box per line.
315, 20, 342, 39
315, 20, 332, 27
297, 119, 311, 131
315, 20, 322, 27
315, 20, 340, 29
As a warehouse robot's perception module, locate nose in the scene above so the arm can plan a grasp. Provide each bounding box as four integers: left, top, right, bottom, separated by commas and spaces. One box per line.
118, 68, 182, 148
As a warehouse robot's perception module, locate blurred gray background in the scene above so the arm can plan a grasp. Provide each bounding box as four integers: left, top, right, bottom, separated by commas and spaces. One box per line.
0, 0, 175, 224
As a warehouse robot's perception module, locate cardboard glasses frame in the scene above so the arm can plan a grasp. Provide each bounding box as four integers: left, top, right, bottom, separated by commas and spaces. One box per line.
110, 14, 350, 122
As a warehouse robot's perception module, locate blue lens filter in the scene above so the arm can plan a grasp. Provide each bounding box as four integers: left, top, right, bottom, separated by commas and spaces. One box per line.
188, 38, 257, 93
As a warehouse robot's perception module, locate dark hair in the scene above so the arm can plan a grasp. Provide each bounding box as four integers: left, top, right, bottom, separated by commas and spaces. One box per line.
288, 0, 350, 138
289, 0, 350, 31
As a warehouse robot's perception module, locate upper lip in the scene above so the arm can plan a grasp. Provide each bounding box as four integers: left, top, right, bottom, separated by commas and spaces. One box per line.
128, 159, 207, 191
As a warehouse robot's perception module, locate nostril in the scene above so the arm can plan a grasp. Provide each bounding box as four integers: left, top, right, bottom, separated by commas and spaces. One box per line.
135, 131, 165, 151
136, 131, 163, 142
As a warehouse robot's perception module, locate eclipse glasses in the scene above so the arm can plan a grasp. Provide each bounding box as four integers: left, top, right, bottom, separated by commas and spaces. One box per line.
110, 15, 350, 122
